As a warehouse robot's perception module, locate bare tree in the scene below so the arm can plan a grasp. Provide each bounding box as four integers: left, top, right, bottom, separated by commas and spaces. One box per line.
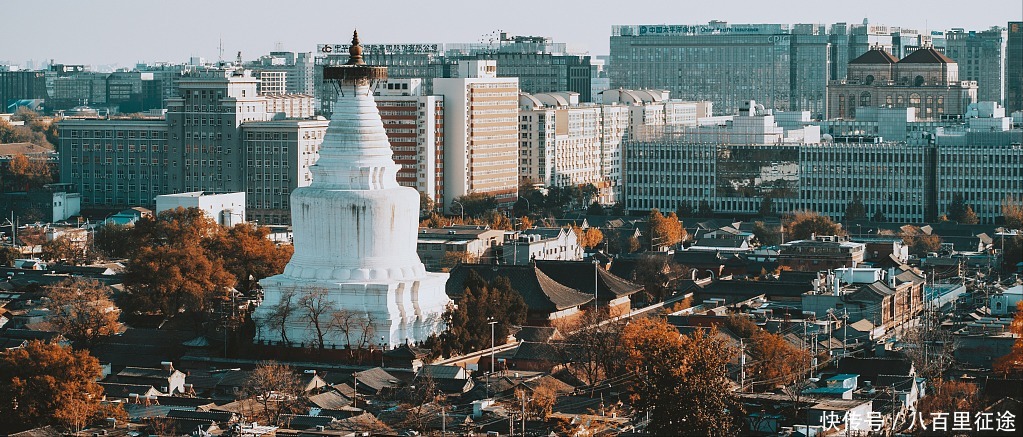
298, 287, 336, 349
331, 308, 370, 357
557, 311, 628, 385
242, 361, 304, 426
398, 371, 443, 432
265, 288, 298, 346
902, 325, 959, 380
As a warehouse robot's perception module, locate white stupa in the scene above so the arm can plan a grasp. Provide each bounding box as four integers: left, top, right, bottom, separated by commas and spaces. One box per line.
254, 31, 450, 348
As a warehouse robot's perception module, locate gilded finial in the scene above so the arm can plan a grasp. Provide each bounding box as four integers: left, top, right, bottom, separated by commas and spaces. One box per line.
348, 30, 364, 65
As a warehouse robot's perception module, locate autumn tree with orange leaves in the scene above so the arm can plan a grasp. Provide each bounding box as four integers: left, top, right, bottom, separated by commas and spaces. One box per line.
0, 341, 125, 434
994, 301, 1023, 378
747, 330, 812, 391
623, 318, 741, 436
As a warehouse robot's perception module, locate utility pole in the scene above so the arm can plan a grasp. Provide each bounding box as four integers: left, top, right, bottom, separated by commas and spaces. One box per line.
739, 338, 746, 392
521, 390, 526, 436
441, 406, 446, 436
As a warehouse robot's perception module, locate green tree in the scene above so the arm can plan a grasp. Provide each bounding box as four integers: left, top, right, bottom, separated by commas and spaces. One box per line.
451, 192, 497, 218
752, 221, 781, 247
92, 223, 135, 259
787, 211, 843, 240
1001, 234, 1023, 273
871, 210, 887, 222
676, 200, 694, 218
758, 196, 774, 217
948, 193, 980, 224
697, 200, 714, 217
623, 319, 740, 436
586, 201, 606, 216
429, 271, 527, 358
844, 194, 866, 221
0, 341, 107, 433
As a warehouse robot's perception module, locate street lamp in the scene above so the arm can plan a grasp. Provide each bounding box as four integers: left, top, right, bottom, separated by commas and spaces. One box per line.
487, 318, 497, 398
380, 336, 386, 368
452, 200, 464, 222
519, 196, 530, 216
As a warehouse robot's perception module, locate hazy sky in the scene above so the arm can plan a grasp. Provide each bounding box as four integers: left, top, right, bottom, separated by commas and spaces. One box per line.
4, 0, 1020, 68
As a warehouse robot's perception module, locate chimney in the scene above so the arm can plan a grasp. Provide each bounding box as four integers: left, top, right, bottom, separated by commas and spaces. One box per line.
129, 393, 139, 403
160, 361, 174, 373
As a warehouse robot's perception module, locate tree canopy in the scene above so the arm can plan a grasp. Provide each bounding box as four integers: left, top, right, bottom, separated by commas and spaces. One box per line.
427, 271, 527, 358
0, 341, 113, 433
747, 330, 811, 390
752, 221, 781, 247
623, 318, 740, 436
648, 209, 685, 250
948, 193, 980, 224
786, 210, 843, 241
844, 195, 866, 221
44, 278, 122, 347
994, 301, 1023, 378
1002, 196, 1023, 229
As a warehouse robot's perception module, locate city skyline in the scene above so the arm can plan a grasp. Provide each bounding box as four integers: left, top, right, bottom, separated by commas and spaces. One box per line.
3, 0, 1020, 68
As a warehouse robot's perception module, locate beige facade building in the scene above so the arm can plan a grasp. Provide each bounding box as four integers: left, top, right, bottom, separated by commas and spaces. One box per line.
374, 79, 445, 208
433, 60, 519, 209
828, 46, 978, 120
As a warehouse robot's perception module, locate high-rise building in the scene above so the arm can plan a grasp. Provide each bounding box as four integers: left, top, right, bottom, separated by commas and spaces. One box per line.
251, 51, 316, 98
1007, 22, 1023, 113
433, 60, 519, 208
518, 92, 609, 201
945, 27, 1007, 105
611, 23, 794, 115
315, 33, 591, 115
827, 47, 978, 120
373, 78, 445, 207
58, 67, 328, 224
0, 70, 47, 111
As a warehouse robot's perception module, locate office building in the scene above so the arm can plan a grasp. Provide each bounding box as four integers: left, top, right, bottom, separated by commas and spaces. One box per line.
433, 60, 519, 208
251, 51, 316, 96
518, 90, 708, 204
373, 78, 446, 207
827, 46, 978, 120
610, 22, 831, 117
518, 92, 609, 201
58, 67, 328, 224
945, 27, 1008, 105
0, 70, 47, 111
623, 101, 1021, 224
315, 33, 591, 114
1007, 22, 1023, 113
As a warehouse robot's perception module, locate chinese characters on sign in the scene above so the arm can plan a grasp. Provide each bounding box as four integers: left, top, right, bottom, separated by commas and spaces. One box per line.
820, 409, 1016, 433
